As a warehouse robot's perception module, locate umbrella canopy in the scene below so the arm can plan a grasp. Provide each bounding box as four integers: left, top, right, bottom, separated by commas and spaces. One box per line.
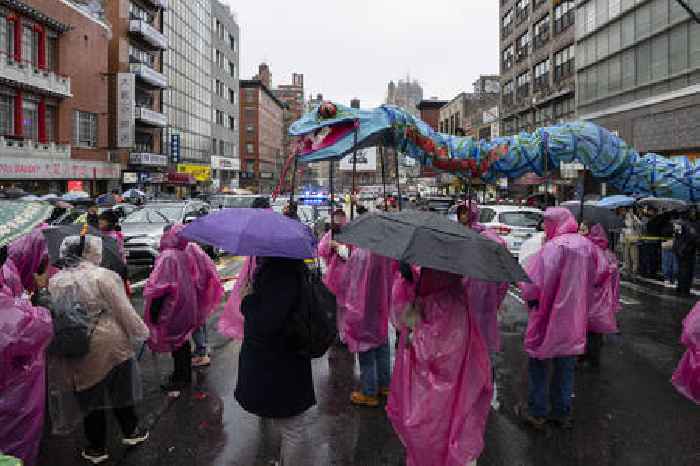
181, 208, 317, 259
42, 225, 127, 279
334, 211, 529, 283
0, 201, 54, 247
637, 197, 687, 212
62, 191, 90, 201
19, 195, 41, 202
563, 204, 624, 231
597, 195, 636, 209
96, 194, 117, 206
123, 189, 145, 198
39, 194, 59, 201
645, 210, 686, 237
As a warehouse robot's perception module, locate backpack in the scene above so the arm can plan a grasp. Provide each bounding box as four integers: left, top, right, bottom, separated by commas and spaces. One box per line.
47, 284, 101, 358
285, 266, 337, 359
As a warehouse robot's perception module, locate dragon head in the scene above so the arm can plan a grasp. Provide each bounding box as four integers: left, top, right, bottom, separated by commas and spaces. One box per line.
289, 101, 391, 162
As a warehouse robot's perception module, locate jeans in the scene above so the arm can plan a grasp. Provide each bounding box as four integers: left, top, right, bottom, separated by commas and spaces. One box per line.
528, 356, 576, 418
84, 406, 138, 450
192, 325, 208, 357
662, 249, 679, 283
358, 342, 391, 397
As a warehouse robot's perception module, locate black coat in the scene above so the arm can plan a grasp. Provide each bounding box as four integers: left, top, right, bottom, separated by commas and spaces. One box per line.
234, 259, 316, 419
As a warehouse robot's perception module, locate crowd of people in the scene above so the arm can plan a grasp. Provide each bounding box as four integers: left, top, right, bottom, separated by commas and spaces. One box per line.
0, 197, 698, 466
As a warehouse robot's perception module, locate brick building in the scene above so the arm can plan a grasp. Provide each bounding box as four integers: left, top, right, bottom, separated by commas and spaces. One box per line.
0, 0, 121, 194
104, 0, 168, 194
239, 78, 284, 193
575, 0, 700, 158
274, 72, 310, 187
417, 98, 447, 131
499, 0, 577, 135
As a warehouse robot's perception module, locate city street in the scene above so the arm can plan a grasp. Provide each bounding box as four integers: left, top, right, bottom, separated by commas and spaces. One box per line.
36, 256, 700, 466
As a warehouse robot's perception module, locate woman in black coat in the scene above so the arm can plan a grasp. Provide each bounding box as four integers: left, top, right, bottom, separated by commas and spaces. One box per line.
234, 257, 317, 465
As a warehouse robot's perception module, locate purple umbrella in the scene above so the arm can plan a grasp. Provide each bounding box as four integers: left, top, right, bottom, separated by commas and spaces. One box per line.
180, 208, 317, 259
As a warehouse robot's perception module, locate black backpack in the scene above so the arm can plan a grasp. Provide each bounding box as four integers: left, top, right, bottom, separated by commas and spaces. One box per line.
46, 285, 101, 358
285, 266, 337, 359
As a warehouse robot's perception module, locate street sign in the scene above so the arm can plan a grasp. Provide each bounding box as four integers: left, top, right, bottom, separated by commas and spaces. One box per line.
171, 134, 181, 164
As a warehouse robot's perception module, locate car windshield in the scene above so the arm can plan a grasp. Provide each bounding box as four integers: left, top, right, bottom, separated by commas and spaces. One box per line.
123, 206, 183, 224
498, 211, 542, 228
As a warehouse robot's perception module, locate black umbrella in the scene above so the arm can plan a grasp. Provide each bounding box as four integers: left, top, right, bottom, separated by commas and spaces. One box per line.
42, 225, 127, 279
334, 211, 529, 283
645, 210, 685, 237
563, 204, 624, 231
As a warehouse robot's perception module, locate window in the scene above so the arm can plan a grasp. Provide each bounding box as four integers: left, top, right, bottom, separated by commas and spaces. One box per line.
621, 13, 634, 47
0, 93, 14, 135
502, 9, 514, 37
219, 140, 224, 156
245, 88, 255, 103
635, 3, 651, 40
246, 143, 254, 154
609, 21, 621, 55
229, 61, 235, 78
597, 28, 609, 59
229, 88, 236, 104
609, 54, 622, 92
229, 115, 235, 130
534, 58, 550, 89
651, 0, 668, 33
621, 49, 635, 90
129, 45, 155, 68
609, 0, 621, 18
554, 1, 575, 34
45, 105, 56, 142
22, 25, 37, 67
46, 35, 58, 71
585, 1, 596, 34
502, 44, 514, 71
246, 124, 255, 133
129, 3, 154, 23
216, 109, 224, 125
229, 34, 236, 52
503, 80, 514, 105
212, 137, 217, 154
516, 0, 530, 21
596, 0, 609, 27
534, 15, 550, 48
690, 21, 700, 68
74, 111, 97, 148
135, 132, 152, 153
22, 98, 37, 141
554, 44, 575, 80
516, 71, 530, 99
651, 33, 668, 81
516, 31, 530, 61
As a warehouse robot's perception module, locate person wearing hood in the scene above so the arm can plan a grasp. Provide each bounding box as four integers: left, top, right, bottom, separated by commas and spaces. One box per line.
318, 209, 351, 342
673, 217, 698, 296
3, 229, 49, 297
672, 301, 700, 404
387, 267, 492, 466
46, 234, 150, 464
0, 245, 52, 466
519, 208, 602, 429
98, 210, 125, 260
581, 223, 621, 369
143, 224, 223, 391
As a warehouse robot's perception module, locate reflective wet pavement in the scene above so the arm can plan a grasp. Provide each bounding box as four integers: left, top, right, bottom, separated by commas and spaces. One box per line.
38, 261, 700, 466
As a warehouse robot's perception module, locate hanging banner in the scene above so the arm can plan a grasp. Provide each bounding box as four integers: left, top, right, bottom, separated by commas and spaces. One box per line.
339, 147, 377, 172
116, 73, 135, 148
177, 163, 211, 182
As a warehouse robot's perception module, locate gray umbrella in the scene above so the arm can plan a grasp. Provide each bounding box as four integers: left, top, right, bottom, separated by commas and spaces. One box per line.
563, 204, 624, 231
335, 211, 529, 283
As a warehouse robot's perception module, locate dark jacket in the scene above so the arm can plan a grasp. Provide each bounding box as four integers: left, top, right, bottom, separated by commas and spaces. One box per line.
674, 221, 698, 259
234, 259, 316, 419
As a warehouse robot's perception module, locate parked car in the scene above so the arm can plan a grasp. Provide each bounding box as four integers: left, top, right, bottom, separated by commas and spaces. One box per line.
478, 205, 543, 257
210, 194, 270, 210
121, 201, 212, 268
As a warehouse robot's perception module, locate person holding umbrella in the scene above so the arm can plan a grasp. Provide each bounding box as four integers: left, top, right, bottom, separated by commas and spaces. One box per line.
673, 214, 698, 296
98, 210, 125, 260
318, 209, 351, 342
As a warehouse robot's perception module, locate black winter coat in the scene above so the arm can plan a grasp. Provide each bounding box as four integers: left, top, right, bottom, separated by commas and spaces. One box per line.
234, 259, 316, 419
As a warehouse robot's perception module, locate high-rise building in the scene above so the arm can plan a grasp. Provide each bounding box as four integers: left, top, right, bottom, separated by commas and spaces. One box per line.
499, 0, 577, 136
210, 0, 239, 192
274, 72, 306, 185
162, 0, 212, 194
575, 0, 700, 158
104, 0, 169, 194
0, 0, 121, 194
386, 77, 424, 116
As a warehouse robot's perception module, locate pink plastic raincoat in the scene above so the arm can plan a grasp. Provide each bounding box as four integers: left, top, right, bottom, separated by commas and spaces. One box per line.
520, 208, 601, 359
672, 302, 700, 404
0, 291, 53, 466
587, 224, 621, 333
342, 248, 393, 353
218, 256, 256, 340
144, 225, 221, 352
1, 259, 23, 298
387, 268, 493, 466
318, 230, 351, 305
7, 229, 48, 293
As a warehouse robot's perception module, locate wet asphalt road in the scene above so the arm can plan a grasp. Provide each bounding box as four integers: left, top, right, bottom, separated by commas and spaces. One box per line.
38, 259, 700, 466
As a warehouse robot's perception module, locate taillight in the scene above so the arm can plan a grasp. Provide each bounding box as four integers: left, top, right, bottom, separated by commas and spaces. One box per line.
496, 225, 511, 235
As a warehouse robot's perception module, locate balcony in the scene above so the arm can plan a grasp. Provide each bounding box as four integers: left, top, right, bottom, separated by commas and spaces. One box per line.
135, 106, 167, 127
144, 0, 168, 9
129, 63, 167, 89
0, 137, 71, 159
129, 20, 168, 50
0, 56, 71, 98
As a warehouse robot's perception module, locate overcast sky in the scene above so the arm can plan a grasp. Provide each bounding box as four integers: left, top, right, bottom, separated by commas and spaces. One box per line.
222, 0, 499, 109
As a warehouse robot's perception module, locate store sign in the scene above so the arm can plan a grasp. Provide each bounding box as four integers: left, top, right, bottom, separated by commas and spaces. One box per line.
0, 156, 121, 180
167, 172, 196, 185
67, 180, 83, 192
149, 172, 165, 184
170, 134, 181, 163
259, 172, 273, 179
177, 163, 211, 182
211, 156, 240, 171
116, 73, 135, 148
122, 172, 138, 184
130, 153, 168, 166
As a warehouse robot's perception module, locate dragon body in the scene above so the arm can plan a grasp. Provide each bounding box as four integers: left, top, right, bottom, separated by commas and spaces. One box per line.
289, 102, 700, 201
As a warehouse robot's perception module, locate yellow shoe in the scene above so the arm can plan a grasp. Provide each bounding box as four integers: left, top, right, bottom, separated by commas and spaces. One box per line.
379, 387, 390, 397
350, 391, 379, 407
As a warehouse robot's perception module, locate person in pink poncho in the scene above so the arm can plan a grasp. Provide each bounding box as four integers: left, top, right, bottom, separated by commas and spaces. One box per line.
143, 224, 223, 391
318, 209, 352, 341
0, 246, 53, 466
3, 229, 49, 297
518, 207, 602, 429
580, 222, 621, 369
672, 301, 700, 404
387, 266, 492, 466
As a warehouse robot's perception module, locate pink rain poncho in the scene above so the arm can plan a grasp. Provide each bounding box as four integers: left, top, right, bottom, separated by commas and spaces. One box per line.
218, 256, 256, 340
587, 224, 621, 333
520, 208, 601, 359
144, 225, 222, 352
672, 302, 700, 404
0, 291, 53, 466
7, 229, 48, 294
387, 268, 493, 466
342, 248, 393, 353
318, 230, 351, 305
1, 259, 23, 298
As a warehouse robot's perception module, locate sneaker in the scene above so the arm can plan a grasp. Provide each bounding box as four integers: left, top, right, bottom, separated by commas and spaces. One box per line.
664, 280, 674, 288
350, 391, 380, 407
514, 403, 546, 431
191, 355, 211, 367
122, 427, 149, 446
81, 448, 109, 464
379, 387, 390, 397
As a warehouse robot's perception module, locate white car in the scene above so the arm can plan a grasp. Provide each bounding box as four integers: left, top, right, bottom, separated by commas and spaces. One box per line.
478, 205, 543, 256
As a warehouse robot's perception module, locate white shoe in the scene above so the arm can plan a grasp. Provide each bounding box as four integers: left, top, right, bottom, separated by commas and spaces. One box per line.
664, 280, 674, 288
